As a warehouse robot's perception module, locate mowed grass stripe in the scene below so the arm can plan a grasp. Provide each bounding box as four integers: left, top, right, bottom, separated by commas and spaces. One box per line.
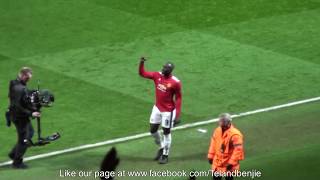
100, 0, 320, 66
0, 0, 184, 58
205, 9, 320, 65
95, 0, 320, 29
1, 0, 317, 59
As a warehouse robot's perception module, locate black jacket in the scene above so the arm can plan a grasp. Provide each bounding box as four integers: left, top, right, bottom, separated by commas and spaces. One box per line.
8, 78, 33, 119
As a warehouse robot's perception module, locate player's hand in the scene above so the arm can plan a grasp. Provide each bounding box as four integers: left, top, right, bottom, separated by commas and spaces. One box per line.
32, 112, 41, 118
208, 159, 213, 165
140, 57, 147, 63
174, 119, 181, 127
226, 164, 233, 171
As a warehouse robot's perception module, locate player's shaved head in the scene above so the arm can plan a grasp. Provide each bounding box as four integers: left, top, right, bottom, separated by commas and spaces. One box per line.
162, 62, 174, 77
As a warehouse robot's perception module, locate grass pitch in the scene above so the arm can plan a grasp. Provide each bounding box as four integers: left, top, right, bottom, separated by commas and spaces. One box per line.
0, 0, 319, 179
1, 101, 320, 180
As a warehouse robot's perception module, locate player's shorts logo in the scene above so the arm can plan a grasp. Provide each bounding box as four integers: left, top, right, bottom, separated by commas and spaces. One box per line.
165, 119, 171, 126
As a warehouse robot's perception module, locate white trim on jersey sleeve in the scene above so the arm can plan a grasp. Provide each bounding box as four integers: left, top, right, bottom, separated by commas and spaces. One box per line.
172, 76, 180, 82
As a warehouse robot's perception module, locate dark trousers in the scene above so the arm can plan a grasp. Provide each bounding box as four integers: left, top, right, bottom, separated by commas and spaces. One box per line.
213, 176, 233, 180
213, 173, 234, 180
9, 118, 34, 165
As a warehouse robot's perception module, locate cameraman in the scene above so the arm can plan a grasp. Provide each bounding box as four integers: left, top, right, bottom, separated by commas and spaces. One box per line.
8, 67, 41, 169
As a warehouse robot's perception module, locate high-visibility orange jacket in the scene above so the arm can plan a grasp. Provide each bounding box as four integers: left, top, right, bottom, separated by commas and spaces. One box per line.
208, 124, 244, 172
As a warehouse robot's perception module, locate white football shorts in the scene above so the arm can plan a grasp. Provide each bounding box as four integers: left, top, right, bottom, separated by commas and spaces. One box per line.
149, 105, 176, 128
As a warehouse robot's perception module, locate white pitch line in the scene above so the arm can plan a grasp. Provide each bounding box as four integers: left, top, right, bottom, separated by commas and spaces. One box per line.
1, 96, 320, 167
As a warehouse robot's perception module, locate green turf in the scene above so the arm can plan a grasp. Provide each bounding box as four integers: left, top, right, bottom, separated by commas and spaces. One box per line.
0, 57, 200, 162
20, 29, 320, 119
1, 101, 319, 180
207, 9, 320, 64
0, 0, 319, 179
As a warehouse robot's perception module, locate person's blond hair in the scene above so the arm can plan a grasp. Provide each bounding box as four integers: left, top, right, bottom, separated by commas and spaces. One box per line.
19, 67, 32, 77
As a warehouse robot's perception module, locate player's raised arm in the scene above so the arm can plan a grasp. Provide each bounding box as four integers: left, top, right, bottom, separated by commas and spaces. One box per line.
139, 57, 155, 79
174, 82, 182, 121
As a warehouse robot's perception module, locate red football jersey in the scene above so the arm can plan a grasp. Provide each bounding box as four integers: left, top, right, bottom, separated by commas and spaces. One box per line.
139, 62, 182, 119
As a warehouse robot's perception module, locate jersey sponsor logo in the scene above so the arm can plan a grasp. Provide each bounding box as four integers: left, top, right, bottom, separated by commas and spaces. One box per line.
157, 84, 167, 92
157, 83, 173, 92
